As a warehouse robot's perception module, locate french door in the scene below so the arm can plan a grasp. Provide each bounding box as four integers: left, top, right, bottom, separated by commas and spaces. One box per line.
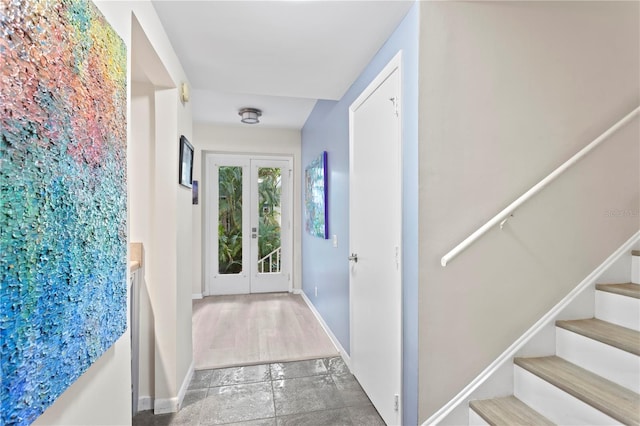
206, 154, 292, 295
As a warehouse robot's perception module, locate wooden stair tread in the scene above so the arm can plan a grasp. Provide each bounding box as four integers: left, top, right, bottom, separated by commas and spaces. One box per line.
556, 318, 640, 355
514, 356, 640, 426
632, 250, 640, 257
595, 282, 640, 299
470, 396, 554, 425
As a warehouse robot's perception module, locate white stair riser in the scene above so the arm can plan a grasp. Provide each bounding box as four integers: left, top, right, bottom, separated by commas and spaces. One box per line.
595, 291, 640, 331
556, 328, 640, 393
633, 255, 639, 284
468, 408, 489, 426
514, 366, 622, 425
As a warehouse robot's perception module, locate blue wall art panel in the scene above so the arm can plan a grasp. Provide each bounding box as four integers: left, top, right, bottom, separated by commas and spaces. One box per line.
304, 151, 328, 239
0, 0, 127, 424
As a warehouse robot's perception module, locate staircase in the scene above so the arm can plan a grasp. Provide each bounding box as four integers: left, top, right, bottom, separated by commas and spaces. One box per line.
469, 251, 640, 425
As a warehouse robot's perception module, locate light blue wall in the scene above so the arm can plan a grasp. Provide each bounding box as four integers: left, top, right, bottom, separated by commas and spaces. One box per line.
301, 3, 419, 424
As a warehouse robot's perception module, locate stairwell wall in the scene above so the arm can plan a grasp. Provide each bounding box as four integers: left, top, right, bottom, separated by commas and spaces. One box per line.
417, 1, 639, 421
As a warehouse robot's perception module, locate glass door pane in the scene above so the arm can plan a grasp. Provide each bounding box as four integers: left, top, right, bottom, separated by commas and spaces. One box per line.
250, 159, 291, 293
207, 155, 250, 296
257, 167, 282, 274
218, 166, 243, 274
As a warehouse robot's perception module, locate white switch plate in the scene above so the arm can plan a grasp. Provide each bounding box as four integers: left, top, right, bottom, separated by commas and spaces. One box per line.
332, 234, 338, 248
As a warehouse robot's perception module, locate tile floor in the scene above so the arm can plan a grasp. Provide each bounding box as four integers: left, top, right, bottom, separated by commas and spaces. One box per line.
133, 357, 386, 426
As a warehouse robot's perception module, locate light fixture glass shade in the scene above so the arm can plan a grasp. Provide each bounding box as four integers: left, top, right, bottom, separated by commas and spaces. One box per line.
239, 108, 262, 124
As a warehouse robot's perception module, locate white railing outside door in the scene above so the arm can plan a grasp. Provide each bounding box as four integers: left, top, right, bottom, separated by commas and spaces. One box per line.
258, 247, 281, 274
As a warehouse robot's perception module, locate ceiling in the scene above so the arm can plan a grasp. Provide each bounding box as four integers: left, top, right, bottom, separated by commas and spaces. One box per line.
151, 0, 414, 129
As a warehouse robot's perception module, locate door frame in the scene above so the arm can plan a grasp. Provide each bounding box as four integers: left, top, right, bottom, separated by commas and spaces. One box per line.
204, 152, 294, 296
348, 51, 403, 423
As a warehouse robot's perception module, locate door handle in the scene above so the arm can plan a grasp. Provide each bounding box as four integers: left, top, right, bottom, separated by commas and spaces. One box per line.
348, 253, 358, 263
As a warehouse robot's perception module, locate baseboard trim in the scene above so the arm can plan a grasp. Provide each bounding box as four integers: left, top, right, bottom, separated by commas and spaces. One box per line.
192, 293, 203, 300
423, 230, 640, 426
178, 360, 194, 410
138, 396, 153, 412
154, 396, 177, 415
294, 289, 351, 368
153, 360, 195, 414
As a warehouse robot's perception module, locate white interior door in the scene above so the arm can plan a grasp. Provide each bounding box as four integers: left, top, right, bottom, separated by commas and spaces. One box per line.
206, 154, 292, 295
349, 53, 402, 426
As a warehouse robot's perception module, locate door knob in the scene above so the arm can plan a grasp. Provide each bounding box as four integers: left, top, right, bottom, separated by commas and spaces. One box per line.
348, 253, 358, 263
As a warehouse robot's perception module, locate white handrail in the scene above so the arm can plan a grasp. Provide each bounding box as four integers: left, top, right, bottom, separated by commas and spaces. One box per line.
441, 106, 640, 267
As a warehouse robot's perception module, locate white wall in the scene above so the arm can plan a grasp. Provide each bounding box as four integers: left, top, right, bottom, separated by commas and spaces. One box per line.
418, 1, 639, 421
101, 0, 194, 415
192, 123, 302, 296
33, 334, 132, 426
34, 1, 194, 423
176, 95, 195, 411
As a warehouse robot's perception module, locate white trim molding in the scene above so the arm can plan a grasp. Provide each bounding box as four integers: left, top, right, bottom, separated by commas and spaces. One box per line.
137, 396, 153, 412
153, 397, 177, 415
294, 289, 351, 369
424, 230, 640, 425
177, 361, 195, 410
153, 360, 194, 415
192, 293, 203, 300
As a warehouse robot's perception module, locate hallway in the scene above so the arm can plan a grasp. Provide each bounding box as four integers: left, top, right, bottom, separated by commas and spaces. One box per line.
132, 357, 385, 425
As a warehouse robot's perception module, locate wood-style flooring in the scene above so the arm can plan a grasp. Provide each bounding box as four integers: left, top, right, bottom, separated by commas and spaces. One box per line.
192, 293, 339, 370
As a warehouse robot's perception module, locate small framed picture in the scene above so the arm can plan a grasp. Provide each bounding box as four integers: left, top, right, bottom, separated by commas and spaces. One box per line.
179, 135, 194, 188
192, 180, 199, 205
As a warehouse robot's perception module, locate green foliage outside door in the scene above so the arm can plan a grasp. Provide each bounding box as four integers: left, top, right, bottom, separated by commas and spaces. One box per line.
218, 166, 282, 274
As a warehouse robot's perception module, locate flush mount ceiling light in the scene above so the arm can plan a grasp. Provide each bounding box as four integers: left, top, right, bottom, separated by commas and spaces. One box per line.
238, 107, 262, 124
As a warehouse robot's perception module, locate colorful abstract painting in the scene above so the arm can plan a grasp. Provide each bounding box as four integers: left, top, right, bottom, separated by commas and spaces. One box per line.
304, 151, 328, 239
0, 0, 127, 424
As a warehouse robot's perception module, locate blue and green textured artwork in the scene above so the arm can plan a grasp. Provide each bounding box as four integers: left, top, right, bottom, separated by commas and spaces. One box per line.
0, 0, 127, 424
304, 151, 328, 239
